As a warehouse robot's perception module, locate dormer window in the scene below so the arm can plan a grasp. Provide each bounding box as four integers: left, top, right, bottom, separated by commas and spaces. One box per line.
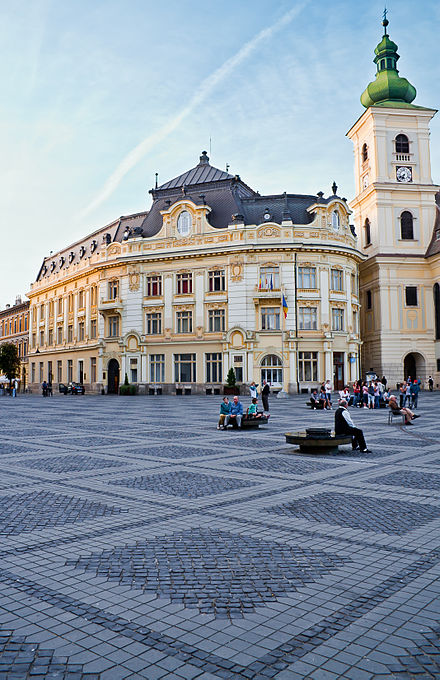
331, 211, 340, 231
90, 240, 97, 253
395, 134, 409, 154
362, 143, 368, 163
79, 246, 86, 259
69, 251, 75, 263
177, 211, 192, 236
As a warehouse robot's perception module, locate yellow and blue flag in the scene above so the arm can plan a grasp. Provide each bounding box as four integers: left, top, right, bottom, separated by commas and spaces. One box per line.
282, 295, 288, 319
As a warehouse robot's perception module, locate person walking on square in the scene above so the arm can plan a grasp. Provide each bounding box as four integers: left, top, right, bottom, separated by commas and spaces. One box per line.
12, 378, 18, 398
261, 380, 270, 413
335, 399, 371, 452
410, 379, 420, 409
428, 375, 434, 391
42, 380, 48, 397
324, 380, 332, 409
403, 381, 412, 407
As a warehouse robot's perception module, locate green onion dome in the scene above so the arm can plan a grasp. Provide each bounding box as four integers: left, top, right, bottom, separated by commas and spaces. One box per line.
361, 18, 416, 108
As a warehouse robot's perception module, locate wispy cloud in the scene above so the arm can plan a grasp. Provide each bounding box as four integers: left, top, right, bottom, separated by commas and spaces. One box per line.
79, 1, 309, 218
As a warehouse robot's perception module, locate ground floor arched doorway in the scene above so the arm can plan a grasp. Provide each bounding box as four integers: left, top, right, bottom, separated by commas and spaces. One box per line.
108, 359, 120, 394
403, 352, 426, 382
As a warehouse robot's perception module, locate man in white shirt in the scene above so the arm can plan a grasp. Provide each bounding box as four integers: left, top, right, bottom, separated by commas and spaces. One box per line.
335, 399, 371, 452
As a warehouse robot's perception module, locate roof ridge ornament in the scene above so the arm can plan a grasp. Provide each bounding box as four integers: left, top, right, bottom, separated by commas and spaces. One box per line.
199, 150, 209, 165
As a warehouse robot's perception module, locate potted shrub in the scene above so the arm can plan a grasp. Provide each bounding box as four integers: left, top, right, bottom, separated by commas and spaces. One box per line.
224, 367, 240, 395
120, 373, 137, 395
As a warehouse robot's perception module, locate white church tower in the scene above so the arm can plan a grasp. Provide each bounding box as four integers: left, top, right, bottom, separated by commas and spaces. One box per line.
347, 13, 439, 384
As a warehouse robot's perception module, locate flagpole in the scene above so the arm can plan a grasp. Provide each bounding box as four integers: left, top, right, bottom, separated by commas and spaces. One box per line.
277, 291, 288, 399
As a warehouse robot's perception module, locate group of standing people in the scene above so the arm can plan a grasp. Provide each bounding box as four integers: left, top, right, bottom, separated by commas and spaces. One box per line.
41, 381, 53, 397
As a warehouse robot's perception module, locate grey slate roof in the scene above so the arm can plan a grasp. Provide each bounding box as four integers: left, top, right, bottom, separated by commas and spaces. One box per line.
156, 151, 234, 190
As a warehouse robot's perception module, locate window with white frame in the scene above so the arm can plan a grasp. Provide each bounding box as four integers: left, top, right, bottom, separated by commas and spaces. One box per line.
90, 357, 96, 383
78, 321, 85, 341
331, 269, 343, 291
261, 354, 283, 383
206, 353, 222, 383
298, 307, 317, 330
298, 351, 318, 381
108, 315, 119, 337
146, 275, 162, 296
90, 319, 97, 339
130, 358, 138, 383
332, 308, 344, 331
233, 355, 243, 383
208, 270, 225, 292
150, 354, 165, 382
177, 211, 192, 236
146, 312, 162, 335
176, 310, 192, 333
331, 211, 340, 230
297, 267, 316, 289
78, 290, 84, 309
174, 353, 196, 382
176, 273, 192, 295
259, 266, 280, 290
108, 280, 119, 300
208, 308, 225, 332
261, 307, 280, 330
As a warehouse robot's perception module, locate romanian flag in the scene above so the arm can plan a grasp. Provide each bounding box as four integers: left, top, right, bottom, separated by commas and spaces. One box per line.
282, 294, 288, 319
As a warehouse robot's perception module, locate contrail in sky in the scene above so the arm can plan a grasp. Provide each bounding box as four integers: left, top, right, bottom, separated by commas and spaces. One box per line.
80, 2, 309, 218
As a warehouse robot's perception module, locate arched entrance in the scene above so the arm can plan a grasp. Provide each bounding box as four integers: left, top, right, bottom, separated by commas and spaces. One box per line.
403, 352, 426, 382
107, 359, 120, 394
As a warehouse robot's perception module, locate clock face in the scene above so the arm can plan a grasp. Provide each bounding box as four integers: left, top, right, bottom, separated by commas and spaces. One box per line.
396, 166, 412, 183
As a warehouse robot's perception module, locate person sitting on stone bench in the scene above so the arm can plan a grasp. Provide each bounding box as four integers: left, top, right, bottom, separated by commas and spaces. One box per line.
335, 399, 371, 452
217, 397, 231, 429
308, 389, 324, 409
246, 397, 263, 419
388, 395, 420, 426
224, 396, 244, 428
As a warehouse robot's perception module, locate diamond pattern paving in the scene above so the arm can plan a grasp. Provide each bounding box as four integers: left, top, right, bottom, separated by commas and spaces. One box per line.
266, 492, 440, 534
67, 528, 348, 618
0, 491, 126, 535
14, 454, 128, 473
109, 470, 258, 497
0, 629, 98, 680
228, 456, 335, 474
370, 470, 440, 491
381, 626, 440, 679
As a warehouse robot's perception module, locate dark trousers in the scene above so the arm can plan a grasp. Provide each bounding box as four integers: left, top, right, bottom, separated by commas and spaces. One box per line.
262, 395, 269, 411
344, 426, 367, 451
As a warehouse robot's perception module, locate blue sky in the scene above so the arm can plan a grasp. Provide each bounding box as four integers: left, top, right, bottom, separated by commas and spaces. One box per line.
1, 0, 439, 308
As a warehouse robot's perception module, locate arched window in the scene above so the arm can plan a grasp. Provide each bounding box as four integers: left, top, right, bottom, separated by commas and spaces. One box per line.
331, 211, 340, 230
261, 354, 283, 384
362, 143, 368, 163
434, 283, 440, 340
400, 211, 414, 240
395, 134, 409, 154
177, 211, 192, 236
364, 218, 371, 246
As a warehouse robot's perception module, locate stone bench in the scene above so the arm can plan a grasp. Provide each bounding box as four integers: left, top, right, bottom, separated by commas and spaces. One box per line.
225, 416, 269, 430
285, 430, 352, 453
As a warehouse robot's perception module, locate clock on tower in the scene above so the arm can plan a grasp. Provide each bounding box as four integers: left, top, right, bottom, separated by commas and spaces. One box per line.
396, 166, 412, 183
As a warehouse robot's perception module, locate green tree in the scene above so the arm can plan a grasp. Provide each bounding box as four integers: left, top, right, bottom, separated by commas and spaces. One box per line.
226, 367, 236, 387
0, 343, 21, 381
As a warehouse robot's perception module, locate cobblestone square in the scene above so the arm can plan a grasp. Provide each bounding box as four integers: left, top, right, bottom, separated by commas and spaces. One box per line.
0, 393, 439, 679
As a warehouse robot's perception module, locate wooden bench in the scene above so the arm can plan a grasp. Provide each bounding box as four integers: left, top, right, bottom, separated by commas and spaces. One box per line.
225, 416, 269, 429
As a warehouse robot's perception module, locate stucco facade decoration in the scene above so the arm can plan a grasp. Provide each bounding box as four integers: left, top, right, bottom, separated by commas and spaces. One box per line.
0, 297, 30, 388
27, 153, 363, 394
348, 18, 440, 386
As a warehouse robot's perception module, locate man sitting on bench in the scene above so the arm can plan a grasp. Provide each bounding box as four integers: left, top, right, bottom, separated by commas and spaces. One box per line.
388, 395, 420, 425
309, 389, 322, 409
225, 396, 244, 428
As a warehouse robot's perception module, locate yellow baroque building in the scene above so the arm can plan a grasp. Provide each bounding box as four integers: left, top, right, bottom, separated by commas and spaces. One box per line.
27, 152, 363, 394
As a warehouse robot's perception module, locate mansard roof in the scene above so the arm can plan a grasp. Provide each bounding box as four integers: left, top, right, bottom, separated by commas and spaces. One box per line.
425, 192, 440, 258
